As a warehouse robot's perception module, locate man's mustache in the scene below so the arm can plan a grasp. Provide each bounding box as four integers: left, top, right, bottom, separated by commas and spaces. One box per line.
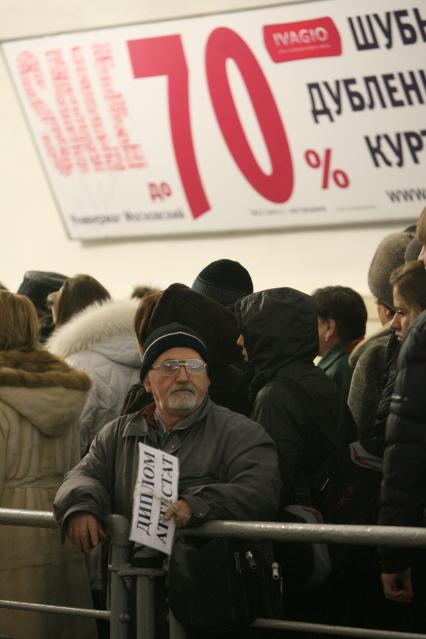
170, 385, 196, 394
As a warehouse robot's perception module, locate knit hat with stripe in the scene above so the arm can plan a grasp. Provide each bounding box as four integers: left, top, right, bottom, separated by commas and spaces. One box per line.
140, 322, 208, 381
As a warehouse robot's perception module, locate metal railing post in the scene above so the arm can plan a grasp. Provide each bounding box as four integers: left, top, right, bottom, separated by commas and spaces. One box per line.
136, 574, 155, 639
107, 514, 131, 639
116, 565, 166, 639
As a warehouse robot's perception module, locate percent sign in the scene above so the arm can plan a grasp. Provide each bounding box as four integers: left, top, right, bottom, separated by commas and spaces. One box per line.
304, 148, 350, 189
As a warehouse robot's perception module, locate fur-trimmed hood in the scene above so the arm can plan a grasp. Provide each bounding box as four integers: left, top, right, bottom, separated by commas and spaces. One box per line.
0, 349, 91, 436
46, 298, 139, 365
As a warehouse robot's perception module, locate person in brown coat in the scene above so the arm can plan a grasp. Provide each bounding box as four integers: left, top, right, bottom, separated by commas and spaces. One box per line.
0, 291, 96, 639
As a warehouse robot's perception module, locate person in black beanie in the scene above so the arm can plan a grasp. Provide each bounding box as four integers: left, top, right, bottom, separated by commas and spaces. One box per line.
54, 321, 281, 636
192, 259, 253, 308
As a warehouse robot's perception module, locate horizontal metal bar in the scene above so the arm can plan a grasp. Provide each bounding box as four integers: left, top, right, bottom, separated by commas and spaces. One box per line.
0, 599, 110, 620
253, 619, 426, 639
1, 509, 425, 638
182, 521, 426, 547
117, 566, 166, 578
0, 508, 57, 529
1, 508, 425, 549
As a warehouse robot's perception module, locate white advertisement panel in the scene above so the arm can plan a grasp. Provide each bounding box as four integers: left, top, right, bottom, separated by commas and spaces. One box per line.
2, 0, 425, 239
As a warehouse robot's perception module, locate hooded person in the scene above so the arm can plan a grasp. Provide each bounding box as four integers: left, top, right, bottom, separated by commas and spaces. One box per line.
236, 287, 356, 514
122, 283, 250, 417
236, 288, 358, 625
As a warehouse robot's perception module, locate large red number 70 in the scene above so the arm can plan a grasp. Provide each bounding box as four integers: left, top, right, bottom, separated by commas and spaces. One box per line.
127, 30, 293, 219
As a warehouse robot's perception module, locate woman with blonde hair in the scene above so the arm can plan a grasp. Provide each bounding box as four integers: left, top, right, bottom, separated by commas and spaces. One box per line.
0, 291, 96, 639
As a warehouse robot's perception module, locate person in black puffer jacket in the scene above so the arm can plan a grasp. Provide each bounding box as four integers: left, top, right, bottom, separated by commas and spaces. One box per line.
378, 310, 426, 629
364, 262, 426, 458
333, 262, 426, 632
348, 264, 426, 583
361, 332, 400, 457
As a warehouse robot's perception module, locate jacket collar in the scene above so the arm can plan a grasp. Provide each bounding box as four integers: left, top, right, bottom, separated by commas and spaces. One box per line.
122, 395, 211, 438
318, 340, 353, 371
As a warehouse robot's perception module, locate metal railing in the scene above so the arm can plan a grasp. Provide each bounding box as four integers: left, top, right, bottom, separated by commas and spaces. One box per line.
0, 508, 425, 639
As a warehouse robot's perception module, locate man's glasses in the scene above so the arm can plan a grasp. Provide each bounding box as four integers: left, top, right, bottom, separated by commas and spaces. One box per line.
151, 359, 207, 376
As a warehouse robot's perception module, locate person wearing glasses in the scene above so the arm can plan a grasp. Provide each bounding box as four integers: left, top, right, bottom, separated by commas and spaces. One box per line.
53, 322, 281, 551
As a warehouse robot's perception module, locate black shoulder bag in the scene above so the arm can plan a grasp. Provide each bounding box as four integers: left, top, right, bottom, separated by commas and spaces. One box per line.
168, 535, 283, 632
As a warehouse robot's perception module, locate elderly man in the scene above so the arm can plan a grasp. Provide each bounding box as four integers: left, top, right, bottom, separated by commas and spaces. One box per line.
54, 322, 281, 552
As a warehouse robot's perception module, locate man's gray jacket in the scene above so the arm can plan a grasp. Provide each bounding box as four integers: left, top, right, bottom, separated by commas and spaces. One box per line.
54, 397, 281, 527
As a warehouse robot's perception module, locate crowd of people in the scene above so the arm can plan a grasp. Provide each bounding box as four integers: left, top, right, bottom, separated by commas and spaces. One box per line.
0, 207, 425, 638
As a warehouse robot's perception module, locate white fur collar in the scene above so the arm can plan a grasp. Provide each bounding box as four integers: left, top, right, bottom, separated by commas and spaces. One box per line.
46, 298, 138, 359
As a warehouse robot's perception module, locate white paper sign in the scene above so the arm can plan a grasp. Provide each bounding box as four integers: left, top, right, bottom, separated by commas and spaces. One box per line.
130, 443, 179, 555
2, 0, 425, 239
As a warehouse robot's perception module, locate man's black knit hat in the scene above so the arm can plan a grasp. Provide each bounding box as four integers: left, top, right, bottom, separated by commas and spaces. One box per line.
140, 322, 208, 381
192, 259, 253, 307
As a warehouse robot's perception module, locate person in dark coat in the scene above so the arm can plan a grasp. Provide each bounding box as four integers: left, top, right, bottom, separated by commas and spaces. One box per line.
340, 260, 426, 632
54, 323, 281, 639
236, 287, 358, 625
363, 261, 426, 457
378, 310, 426, 632
379, 309, 426, 593
236, 287, 356, 514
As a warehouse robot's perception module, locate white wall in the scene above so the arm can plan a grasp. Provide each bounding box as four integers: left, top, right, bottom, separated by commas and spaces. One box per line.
0, 0, 417, 299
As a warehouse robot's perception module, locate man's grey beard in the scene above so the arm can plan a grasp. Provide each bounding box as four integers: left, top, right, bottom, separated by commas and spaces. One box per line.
167, 388, 198, 413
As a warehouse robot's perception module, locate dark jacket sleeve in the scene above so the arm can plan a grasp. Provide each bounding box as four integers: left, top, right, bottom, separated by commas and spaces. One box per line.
364, 334, 399, 457
378, 313, 426, 572
53, 419, 119, 527
182, 415, 281, 525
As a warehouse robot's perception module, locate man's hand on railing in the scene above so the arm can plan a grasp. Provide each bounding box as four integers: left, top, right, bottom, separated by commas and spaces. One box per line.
163, 499, 192, 528
381, 567, 413, 603
66, 511, 107, 553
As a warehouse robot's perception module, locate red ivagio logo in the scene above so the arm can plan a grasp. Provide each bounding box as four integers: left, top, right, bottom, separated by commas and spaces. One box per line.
264, 17, 342, 63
